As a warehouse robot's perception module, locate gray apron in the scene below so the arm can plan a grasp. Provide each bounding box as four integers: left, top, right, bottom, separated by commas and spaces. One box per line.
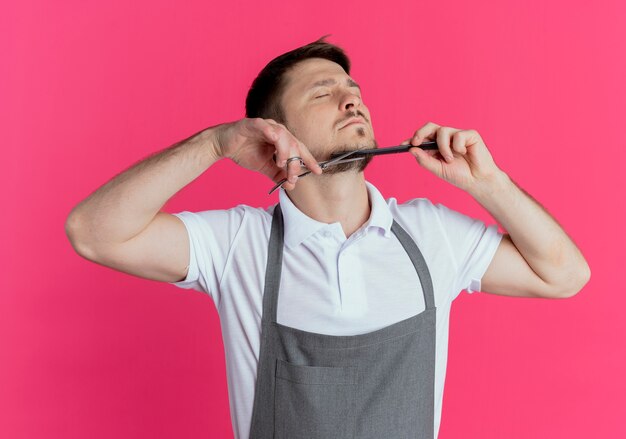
248, 202, 436, 439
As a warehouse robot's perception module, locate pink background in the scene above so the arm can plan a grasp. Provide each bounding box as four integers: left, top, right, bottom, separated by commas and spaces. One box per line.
2, 0, 624, 438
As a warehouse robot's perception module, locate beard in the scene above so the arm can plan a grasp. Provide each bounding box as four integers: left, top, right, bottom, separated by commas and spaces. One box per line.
322, 125, 379, 175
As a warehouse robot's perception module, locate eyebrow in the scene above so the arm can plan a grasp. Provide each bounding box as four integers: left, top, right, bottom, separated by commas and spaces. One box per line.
307, 77, 361, 93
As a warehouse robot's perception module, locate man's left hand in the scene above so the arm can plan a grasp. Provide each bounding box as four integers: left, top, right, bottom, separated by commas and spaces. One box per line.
401, 122, 502, 195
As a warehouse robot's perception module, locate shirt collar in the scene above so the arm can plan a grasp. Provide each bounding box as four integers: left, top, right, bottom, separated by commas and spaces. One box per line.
278, 180, 394, 249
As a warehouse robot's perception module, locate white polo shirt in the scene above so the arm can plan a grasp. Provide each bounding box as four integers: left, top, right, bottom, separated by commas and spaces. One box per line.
170, 180, 504, 439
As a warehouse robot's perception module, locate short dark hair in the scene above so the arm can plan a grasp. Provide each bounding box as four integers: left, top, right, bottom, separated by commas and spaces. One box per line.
245, 34, 351, 125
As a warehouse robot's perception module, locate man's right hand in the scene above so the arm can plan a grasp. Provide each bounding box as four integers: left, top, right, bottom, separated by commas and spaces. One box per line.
212, 118, 323, 191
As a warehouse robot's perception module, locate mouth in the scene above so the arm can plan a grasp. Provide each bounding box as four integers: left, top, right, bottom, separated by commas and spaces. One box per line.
340, 117, 366, 129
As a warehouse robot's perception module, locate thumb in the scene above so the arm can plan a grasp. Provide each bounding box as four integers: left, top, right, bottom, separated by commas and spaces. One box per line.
411, 147, 442, 175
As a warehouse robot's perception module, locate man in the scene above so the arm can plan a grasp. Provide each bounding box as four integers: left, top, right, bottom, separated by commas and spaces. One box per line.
65, 36, 590, 439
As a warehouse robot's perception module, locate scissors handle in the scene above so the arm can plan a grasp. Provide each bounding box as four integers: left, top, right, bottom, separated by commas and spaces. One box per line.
267, 169, 313, 195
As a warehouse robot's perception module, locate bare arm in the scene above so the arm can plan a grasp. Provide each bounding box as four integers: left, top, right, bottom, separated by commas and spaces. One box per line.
403, 122, 590, 299
474, 171, 590, 298
66, 127, 219, 250
63, 126, 222, 281
64, 118, 322, 283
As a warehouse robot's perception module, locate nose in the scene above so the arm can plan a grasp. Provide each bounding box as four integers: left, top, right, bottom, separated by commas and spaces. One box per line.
341, 91, 362, 112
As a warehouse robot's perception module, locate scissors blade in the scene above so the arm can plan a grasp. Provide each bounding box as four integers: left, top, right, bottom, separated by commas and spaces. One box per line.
317, 149, 360, 169
327, 156, 366, 165
267, 150, 363, 195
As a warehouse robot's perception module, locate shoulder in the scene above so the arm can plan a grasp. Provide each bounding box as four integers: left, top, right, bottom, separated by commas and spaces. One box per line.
385, 196, 472, 262
384, 196, 451, 249
390, 196, 482, 230
386, 196, 444, 227
175, 203, 270, 224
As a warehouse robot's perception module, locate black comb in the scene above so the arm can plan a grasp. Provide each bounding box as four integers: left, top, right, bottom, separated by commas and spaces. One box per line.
329, 141, 439, 160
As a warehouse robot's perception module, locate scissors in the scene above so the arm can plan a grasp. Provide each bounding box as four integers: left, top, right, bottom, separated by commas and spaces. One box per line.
268, 141, 439, 195
268, 149, 365, 194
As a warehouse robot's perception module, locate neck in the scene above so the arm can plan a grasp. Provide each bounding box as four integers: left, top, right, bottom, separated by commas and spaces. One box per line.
283, 172, 370, 239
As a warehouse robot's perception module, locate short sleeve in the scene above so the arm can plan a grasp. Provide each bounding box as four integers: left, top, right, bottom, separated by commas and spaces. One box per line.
434, 203, 504, 298
168, 206, 247, 308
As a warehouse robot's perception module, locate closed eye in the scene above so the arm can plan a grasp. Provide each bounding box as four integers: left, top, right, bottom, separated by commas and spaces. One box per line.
315, 94, 329, 99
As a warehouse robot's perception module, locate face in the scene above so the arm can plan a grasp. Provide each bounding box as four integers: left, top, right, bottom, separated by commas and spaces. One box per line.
279, 58, 378, 174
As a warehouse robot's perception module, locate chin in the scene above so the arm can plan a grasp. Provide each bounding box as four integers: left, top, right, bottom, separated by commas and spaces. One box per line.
321, 137, 378, 175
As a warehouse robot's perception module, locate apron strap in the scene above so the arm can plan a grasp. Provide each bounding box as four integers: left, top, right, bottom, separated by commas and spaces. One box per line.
390, 219, 436, 310
264, 203, 285, 325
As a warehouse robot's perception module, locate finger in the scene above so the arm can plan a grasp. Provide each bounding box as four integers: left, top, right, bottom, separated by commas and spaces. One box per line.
259, 119, 281, 146
411, 146, 442, 175
285, 157, 303, 184
294, 140, 323, 176
451, 131, 469, 155
436, 127, 462, 163
274, 168, 296, 191
409, 132, 424, 147
272, 127, 310, 185
258, 120, 290, 169
413, 121, 441, 144
272, 123, 322, 179
410, 136, 423, 147
402, 137, 424, 155
272, 124, 297, 168
281, 167, 299, 191
283, 178, 296, 191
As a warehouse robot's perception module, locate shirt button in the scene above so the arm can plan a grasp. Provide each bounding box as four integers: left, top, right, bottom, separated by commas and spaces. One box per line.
324, 231, 332, 238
